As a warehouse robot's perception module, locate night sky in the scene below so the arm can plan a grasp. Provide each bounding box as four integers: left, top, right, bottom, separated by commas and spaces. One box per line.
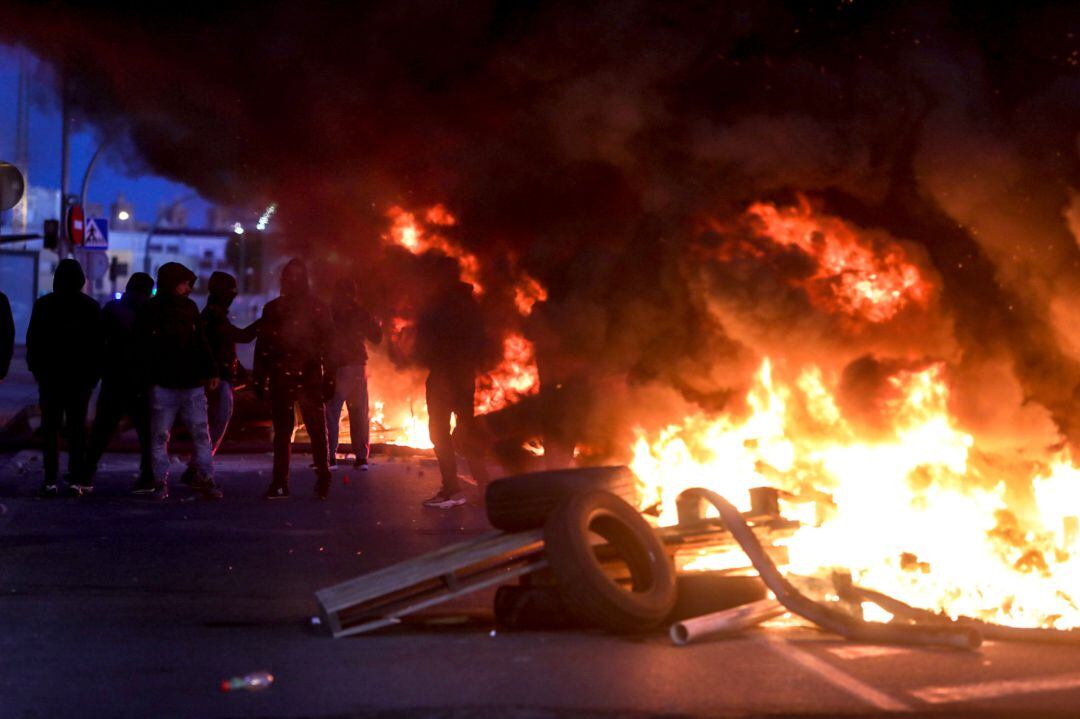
0, 44, 208, 226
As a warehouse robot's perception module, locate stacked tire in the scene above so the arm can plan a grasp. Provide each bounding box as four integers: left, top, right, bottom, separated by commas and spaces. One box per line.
486, 467, 675, 633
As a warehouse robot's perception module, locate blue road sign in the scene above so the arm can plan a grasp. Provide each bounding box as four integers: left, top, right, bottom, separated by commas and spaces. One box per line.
84, 217, 109, 250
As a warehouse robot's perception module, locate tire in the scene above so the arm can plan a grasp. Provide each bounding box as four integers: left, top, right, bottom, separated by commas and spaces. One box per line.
543, 490, 676, 633
493, 585, 580, 630
667, 573, 768, 622
485, 466, 639, 532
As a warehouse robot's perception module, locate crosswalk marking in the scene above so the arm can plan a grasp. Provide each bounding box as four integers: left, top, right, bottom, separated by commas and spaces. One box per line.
912, 672, 1080, 704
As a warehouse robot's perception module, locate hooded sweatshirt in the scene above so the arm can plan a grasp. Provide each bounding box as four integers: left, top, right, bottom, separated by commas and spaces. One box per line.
254, 259, 334, 388
26, 259, 102, 387
202, 271, 258, 382
0, 291, 13, 381
136, 262, 214, 389
100, 272, 154, 387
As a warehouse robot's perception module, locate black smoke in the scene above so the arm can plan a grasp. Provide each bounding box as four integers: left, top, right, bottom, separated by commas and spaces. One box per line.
4, 0, 1079, 452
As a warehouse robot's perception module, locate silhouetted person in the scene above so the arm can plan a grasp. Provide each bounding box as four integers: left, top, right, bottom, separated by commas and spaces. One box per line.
0, 290, 13, 381
417, 278, 491, 508
26, 259, 101, 496
254, 259, 335, 499
138, 262, 220, 498
86, 272, 155, 489
202, 271, 258, 454
325, 277, 381, 469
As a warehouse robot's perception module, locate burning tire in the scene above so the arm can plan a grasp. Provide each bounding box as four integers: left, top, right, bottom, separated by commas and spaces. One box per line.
543, 490, 676, 633
485, 466, 640, 532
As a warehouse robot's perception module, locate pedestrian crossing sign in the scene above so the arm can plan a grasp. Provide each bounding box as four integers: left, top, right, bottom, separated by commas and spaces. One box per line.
84, 217, 109, 250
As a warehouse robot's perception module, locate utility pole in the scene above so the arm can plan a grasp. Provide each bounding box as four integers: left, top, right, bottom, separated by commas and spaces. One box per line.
14, 54, 30, 235
58, 71, 71, 257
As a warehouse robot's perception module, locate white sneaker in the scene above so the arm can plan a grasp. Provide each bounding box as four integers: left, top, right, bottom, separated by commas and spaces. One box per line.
422, 490, 466, 509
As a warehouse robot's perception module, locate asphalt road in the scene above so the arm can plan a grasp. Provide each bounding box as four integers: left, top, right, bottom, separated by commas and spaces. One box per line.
2, 449, 1080, 718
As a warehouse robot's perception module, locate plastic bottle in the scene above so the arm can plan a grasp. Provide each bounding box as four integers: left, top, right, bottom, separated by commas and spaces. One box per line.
220, 671, 274, 692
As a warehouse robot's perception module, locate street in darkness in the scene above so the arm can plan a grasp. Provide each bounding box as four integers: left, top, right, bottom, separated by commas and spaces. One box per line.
2, 447, 1080, 718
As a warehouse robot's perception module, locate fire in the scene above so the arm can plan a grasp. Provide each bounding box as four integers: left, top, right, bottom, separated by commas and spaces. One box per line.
361, 345, 434, 449
631, 359, 1080, 629
513, 273, 548, 316
475, 333, 541, 415
745, 196, 931, 323
384, 204, 483, 293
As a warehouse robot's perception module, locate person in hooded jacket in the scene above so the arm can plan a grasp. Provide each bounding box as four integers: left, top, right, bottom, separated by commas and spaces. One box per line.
25, 259, 102, 496
137, 262, 220, 498
416, 276, 492, 509
201, 271, 259, 454
253, 259, 336, 499
0, 290, 13, 382
85, 272, 155, 489
325, 277, 381, 469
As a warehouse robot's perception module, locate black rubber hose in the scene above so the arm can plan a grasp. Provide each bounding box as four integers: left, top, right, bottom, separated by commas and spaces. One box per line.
675, 488, 982, 650
849, 585, 1080, 645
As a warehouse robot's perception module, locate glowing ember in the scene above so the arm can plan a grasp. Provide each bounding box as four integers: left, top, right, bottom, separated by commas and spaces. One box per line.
631, 359, 1080, 629
514, 273, 548, 316
475, 333, 540, 415
384, 204, 483, 293
746, 196, 930, 323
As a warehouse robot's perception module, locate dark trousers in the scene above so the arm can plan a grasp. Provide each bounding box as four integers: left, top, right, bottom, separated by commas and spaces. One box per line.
86, 380, 152, 482
39, 382, 93, 483
270, 381, 330, 487
426, 370, 490, 494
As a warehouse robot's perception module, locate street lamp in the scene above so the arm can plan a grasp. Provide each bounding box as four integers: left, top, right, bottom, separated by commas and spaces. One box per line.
117, 210, 130, 222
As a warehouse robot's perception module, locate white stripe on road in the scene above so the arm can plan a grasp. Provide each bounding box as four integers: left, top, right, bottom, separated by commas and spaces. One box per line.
912, 673, 1080, 704
760, 635, 911, 712
827, 645, 908, 660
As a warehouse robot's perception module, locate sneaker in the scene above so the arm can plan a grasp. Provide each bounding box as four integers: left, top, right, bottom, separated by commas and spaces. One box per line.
181, 467, 212, 491
201, 481, 224, 500
133, 479, 168, 498
264, 484, 290, 500
422, 490, 466, 509
67, 477, 93, 496
314, 477, 331, 500
38, 482, 60, 499
355, 459, 369, 471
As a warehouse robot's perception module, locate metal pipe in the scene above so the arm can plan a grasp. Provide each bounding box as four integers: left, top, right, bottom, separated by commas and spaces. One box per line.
670, 598, 785, 646
675, 488, 982, 650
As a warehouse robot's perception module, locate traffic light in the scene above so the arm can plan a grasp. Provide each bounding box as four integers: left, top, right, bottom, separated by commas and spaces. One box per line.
43, 219, 59, 251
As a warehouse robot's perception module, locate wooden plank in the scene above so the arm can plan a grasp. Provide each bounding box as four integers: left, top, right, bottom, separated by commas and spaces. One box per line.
316, 529, 543, 611
331, 558, 549, 638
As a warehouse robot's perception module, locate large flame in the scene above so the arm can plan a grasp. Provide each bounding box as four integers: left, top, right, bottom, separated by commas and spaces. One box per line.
631, 359, 1080, 629
385, 204, 483, 294
476, 333, 541, 415
745, 196, 931, 323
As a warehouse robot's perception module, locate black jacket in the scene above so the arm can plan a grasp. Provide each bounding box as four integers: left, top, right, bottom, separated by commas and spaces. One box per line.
100, 294, 149, 386
0, 291, 13, 381
26, 259, 102, 388
254, 293, 334, 389
416, 282, 490, 377
136, 264, 214, 390
330, 299, 381, 367
202, 301, 258, 383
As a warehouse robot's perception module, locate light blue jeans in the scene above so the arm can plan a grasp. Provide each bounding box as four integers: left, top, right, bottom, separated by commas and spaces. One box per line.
150, 385, 214, 481
207, 380, 234, 455
326, 364, 370, 462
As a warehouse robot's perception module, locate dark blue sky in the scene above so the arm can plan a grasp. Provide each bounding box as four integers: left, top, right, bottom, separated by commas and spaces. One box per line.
0, 44, 209, 227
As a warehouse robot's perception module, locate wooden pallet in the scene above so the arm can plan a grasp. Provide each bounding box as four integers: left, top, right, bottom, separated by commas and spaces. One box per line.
316, 528, 545, 638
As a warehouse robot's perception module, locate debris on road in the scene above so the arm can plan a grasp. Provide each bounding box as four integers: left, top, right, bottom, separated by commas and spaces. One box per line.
220, 671, 274, 692
315, 466, 1050, 650
670, 598, 786, 646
